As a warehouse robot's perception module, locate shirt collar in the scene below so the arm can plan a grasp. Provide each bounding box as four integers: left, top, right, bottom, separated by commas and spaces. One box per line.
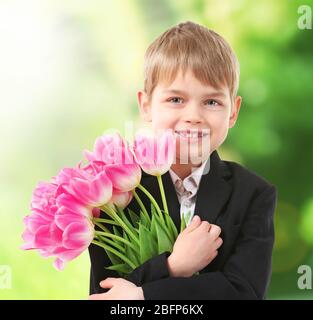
169, 157, 210, 190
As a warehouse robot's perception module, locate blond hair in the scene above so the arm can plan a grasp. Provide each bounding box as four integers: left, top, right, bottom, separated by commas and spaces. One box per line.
143, 21, 240, 104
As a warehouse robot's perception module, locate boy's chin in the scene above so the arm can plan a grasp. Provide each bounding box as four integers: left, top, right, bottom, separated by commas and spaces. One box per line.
174, 151, 210, 166
175, 142, 211, 166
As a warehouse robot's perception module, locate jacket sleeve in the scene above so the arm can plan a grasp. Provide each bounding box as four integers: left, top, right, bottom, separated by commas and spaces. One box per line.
125, 251, 172, 286
88, 208, 172, 294
140, 185, 277, 300
88, 216, 120, 294
89, 239, 172, 293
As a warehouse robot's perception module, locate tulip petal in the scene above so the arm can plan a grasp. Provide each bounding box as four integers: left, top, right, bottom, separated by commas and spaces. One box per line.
62, 221, 94, 250
54, 247, 82, 262
56, 193, 91, 217
83, 149, 96, 162
55, 206, 87, 230
110, 190, 133, 209
53, 258, 65, 271
105, 164, 141, 192
33, 225, 55, 248
89, 172, 113, 205
133, 130, 175, 176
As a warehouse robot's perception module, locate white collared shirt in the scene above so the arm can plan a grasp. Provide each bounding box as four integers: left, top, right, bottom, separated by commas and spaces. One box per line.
169, 158, 209, 227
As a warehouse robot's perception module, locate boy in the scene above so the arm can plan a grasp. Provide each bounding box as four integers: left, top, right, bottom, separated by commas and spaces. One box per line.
88, 21, 277, 300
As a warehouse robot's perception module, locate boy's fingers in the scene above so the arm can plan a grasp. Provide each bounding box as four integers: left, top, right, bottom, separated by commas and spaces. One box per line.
100, 277, 117, 288
209, 224, 222, 239
215, 237, 223, 249
184, 215, 202, 233
199, 220, 211, 232
210, 250, 218, 261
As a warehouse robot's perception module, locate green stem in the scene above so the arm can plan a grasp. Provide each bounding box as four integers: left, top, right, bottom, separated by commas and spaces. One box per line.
101, 204, 140, 247
157, 175, 169, 215
94, 221, 110, 233
93, 218, 120, 226
157, 174, 178, 240
95, 234, 125, 253
132, 189, 151, 223
95, 230, 138, 252
137, 183, 165, 224
92, 240, 136, 269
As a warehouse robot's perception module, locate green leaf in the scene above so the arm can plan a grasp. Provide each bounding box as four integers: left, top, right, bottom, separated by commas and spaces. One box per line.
180, 211, 192, 233
123, 229, 140, 268
153, 214, 174, 254
184, 210, 192, 226
167, 213, 178, 239
116, 206, 136, 231
180, 215, 186, 233
104, 248, 122, 266
162, 211, 177, 243
150, 202, 158, 218
139, 222, 158, 264
151, 213, 157, 237
116, 206, 141, 238
153, 208, 175, 247
140, 210, 150, 229
150, 203, 173, 241
113, 225, 122, 238
105, 263, 132, 275
98, 234, 125, 253
128, 208, 140, 227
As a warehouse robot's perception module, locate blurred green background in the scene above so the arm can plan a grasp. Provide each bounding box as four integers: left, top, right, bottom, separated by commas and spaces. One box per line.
1, 0, 312, 299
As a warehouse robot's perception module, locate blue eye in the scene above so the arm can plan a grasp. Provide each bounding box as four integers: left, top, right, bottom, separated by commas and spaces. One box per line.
168, 97, 184, 104
205, 99, 221, 107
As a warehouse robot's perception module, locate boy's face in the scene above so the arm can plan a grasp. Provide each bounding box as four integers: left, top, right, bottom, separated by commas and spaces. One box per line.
137, 68, 241, 166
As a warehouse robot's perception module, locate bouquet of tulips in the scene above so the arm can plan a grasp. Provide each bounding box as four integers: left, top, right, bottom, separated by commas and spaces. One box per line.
21, 130, 192, 277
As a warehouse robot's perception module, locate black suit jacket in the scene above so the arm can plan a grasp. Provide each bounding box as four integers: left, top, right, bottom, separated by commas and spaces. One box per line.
88, 150, 277, 300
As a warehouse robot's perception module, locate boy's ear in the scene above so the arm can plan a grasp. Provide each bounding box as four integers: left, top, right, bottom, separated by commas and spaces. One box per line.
137, 90, 152, 122
229, 96, 242, 128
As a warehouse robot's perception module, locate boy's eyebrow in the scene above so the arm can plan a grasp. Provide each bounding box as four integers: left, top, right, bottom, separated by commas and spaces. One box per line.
162, 89, 227, 98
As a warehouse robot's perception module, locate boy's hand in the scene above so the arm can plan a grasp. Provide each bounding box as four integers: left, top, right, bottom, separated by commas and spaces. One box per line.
88, 278, 145, 300
167, 215, 223, 278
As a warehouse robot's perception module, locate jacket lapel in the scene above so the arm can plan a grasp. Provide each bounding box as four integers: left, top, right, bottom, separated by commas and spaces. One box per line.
194, 150, 232, 224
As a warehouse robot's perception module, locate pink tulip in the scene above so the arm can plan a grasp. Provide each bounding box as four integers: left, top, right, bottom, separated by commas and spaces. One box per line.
109, 189, 133, 209
69, 171, 112, 207
83, 132, 134, 165
133, 129, 176, 176
21, 181, 95, 270
56, 192, 93, 218
85, 155, 142, 193
53, 165, 113, 208
105, 163, 141, 192
82, 133, 142, 193
22, 207, 95, 270
30, 181, 59, 220
22, 132, 151, 271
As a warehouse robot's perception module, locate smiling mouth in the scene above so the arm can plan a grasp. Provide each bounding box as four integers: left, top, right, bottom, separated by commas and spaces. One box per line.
174, 129, 209, 139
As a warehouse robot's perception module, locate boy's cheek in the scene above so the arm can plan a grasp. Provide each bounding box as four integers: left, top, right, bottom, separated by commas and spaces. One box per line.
211, 126, 230, 148
152, 122, 176, 133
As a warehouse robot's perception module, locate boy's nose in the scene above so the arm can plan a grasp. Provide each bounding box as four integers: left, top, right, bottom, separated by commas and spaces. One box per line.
183, 103, 203, 124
